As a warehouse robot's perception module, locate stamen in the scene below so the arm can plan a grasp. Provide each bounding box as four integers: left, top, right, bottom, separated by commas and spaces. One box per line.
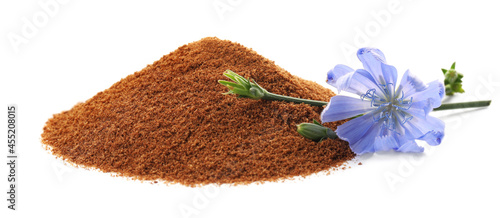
360, 88, 377, 107
379, 83, 393, 93
372, 106, 396, 131
368, 87, 414, 133
401, 114, 413, 125
360, 88, 376, 101
396, 91, 413, 110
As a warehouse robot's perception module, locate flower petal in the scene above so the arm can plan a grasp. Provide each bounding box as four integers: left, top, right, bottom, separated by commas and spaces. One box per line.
320, 96, 373, 123
397, 69, 427, 97
347, 122, 384, 154
419, 130, 444, 146
416, 116, 445, 145
335, 111, 388, 154
327, 68, 383, 97
357, 48, 397, 85
403, 114, 445, 146
396, 139, 424, 153
336, 112, 375, 145
373, 132, 399, 152
380, 62, 399, 96
327, 64, 354, 87
409, 80, 445, 114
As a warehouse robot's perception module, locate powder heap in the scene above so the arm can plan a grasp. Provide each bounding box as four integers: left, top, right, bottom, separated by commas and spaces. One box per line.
41, 37, 355, 186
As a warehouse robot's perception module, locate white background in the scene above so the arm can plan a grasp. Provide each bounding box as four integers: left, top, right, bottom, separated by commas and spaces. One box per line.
1, 0, 500, 217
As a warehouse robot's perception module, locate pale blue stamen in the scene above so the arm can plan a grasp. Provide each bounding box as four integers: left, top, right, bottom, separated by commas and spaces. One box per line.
362, 84, 413, 132
360, 88, 376, 100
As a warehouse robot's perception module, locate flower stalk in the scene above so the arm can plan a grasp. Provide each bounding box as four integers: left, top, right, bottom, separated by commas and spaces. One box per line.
433, 100, 491, 111
262, 92, 327, 107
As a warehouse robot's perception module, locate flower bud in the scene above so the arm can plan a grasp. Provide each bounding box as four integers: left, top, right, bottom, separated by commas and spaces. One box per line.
297, 121, 337, 142
442, 62, 464, 95
218, 70, 268, 100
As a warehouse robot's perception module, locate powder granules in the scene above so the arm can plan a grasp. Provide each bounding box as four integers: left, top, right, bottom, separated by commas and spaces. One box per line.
41, 37, 355, 186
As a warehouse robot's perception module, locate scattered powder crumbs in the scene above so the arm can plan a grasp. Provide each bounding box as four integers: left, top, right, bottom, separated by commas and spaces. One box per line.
41, 37, 355, 186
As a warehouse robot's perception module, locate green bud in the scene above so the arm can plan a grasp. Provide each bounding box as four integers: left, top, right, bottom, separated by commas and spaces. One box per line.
218, 70, 268, 100
442, 62, 465, 95
297, 120, 337, 142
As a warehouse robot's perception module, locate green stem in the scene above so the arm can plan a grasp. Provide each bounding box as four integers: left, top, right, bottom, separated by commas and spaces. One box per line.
263, 92, 491, 111
262, 92, 328, 107
433, 100, 491, 111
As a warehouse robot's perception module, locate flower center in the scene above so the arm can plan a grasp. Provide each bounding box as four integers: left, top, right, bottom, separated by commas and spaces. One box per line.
361, 84, 413, 132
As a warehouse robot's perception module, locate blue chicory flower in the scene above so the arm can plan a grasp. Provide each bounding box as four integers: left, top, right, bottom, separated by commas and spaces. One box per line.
321, 48, 445, 154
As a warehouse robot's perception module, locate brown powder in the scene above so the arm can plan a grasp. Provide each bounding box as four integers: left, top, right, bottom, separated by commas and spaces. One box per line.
41, 37, 355, 186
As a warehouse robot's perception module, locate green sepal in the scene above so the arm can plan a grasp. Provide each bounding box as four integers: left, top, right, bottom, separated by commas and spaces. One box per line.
219, 70, 268, 100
